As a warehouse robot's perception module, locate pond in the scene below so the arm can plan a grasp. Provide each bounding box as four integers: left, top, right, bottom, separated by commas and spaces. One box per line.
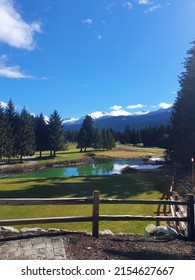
5, 158, 164, 179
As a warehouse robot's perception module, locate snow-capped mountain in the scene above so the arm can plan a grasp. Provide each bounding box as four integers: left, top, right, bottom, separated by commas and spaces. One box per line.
63, 107, 172, 131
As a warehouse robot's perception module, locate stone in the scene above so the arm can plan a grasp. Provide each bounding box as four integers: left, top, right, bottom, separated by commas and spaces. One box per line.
20, 227, 46, 233
99, 229, 114, 235
48, 228, 62, 232
121, 166, 137, 174
0, 226, 19, 233
156, 226, 178, 236
144, 224, 178, 237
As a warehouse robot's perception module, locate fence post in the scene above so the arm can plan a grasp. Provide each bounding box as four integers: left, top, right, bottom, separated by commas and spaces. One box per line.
187, 195, 195, 240
92, 190, 100, 238
175, 195, 179, 228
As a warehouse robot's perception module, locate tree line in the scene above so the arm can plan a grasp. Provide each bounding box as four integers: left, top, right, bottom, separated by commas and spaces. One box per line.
65, 123, 171, 149
0, 100, 65, 163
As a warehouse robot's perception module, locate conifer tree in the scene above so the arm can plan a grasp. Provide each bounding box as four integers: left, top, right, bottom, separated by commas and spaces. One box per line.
93, 128, 103, 150
166, 41, 195, 168
77, 115, 94, 152
16, 108, 36, 163
0, 104, 6, 158
34, 113, 49, 157
4, 99, 17, 163
48, 110, 65, 157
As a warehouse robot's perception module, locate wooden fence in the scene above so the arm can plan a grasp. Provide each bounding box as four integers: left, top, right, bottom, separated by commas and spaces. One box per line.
0, 190, 194, 239
169, 185, 194, 237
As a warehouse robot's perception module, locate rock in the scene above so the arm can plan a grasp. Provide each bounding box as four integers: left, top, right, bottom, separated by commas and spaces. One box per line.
121, 166, 137, 174
20, 227, 46, 233
144, 224, 157, 237
144, 224, 178, 237
99, 229, 114, 235
156, 226, 178, 236
0, 226, 19, 233
48, 228, 62, 232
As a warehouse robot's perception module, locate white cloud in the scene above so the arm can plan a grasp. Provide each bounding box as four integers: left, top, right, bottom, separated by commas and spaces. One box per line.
158, 102, 172, 109
0, 0, 41, 50
109, 109, 131, 117
126, 104, 144, 110
105, 2, 116, 11
110, 105, 122, 111
0, 54, 32, 78
137, 0, 151, 4
122, 1, 133, 10
109, 105, 131, 116
82, 18, 93, 25
144, 4, 161, 13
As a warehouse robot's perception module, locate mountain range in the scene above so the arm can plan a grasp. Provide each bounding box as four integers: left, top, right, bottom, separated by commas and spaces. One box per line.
63, 107, 172, 131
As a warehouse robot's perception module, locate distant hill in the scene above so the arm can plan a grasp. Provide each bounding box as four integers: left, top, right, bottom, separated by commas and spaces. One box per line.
63, 108, 172, 131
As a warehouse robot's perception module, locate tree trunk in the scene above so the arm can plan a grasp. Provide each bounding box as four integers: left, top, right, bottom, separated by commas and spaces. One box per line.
39, 151, 42, 158
20, 154, 23, 163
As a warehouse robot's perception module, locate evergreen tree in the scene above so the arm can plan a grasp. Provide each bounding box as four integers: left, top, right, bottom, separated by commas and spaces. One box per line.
101, 128, 115, 150
166, 41, 195, 168
34, 113, 49, 157
124, 126, 132, 144
0, 104, 6, 158
131, 129, 137, 145
77, 115, 94, 152
4, 100, 17, 163
16, 108, 36, 163
48, 110, 65, 157
93, 128, 103, 150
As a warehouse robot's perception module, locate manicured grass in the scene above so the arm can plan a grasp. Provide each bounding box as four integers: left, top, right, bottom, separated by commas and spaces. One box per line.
0, 168, 171, 234
96, 144, 165, 159
32, 143, 165, 163
0, 143, 165, 167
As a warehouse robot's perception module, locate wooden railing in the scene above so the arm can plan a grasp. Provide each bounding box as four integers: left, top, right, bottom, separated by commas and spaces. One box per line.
0, 190, 194, 239
169, 184, 195, 237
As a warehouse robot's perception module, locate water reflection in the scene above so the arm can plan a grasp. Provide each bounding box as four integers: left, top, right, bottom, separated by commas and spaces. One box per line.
5, 158, 163, 179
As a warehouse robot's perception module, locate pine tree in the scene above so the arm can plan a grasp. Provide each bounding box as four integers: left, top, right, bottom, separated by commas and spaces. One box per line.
93, 128, 103, 150
166, 41, 195, 168
4, 100, 17, 163
34, 113, 49, 157
101, 128, 115, 150
16, 108, 36, 163
48, 110, 65, 157
77, 115, 94, 152
0, 104, 6, 158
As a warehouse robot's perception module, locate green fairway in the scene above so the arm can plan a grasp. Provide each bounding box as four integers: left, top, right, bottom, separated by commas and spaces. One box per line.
0, 168, 172, 234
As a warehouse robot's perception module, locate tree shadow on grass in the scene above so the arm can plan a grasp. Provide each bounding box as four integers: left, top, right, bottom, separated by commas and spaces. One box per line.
0, 172, 171, 199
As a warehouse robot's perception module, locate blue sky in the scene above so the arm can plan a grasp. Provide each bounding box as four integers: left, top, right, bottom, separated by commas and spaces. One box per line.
0, 0, 195, 119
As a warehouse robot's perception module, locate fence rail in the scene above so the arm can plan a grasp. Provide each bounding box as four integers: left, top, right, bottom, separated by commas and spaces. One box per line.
0, 190, 194, 239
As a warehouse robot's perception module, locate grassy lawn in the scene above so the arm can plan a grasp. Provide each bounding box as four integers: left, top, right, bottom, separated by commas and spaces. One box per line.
96, 144, 165, 159
0, 143, 165, 167
0, 167, 171, 234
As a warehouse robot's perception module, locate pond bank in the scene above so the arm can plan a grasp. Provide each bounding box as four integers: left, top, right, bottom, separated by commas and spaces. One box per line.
0, 156, 93, 175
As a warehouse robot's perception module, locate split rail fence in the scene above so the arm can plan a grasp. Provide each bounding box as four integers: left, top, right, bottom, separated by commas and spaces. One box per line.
0, 190, 194, 239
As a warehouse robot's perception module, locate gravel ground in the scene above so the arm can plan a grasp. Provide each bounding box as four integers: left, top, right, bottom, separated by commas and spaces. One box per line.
0, 231, 195, 260
65, 232, 195, 260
